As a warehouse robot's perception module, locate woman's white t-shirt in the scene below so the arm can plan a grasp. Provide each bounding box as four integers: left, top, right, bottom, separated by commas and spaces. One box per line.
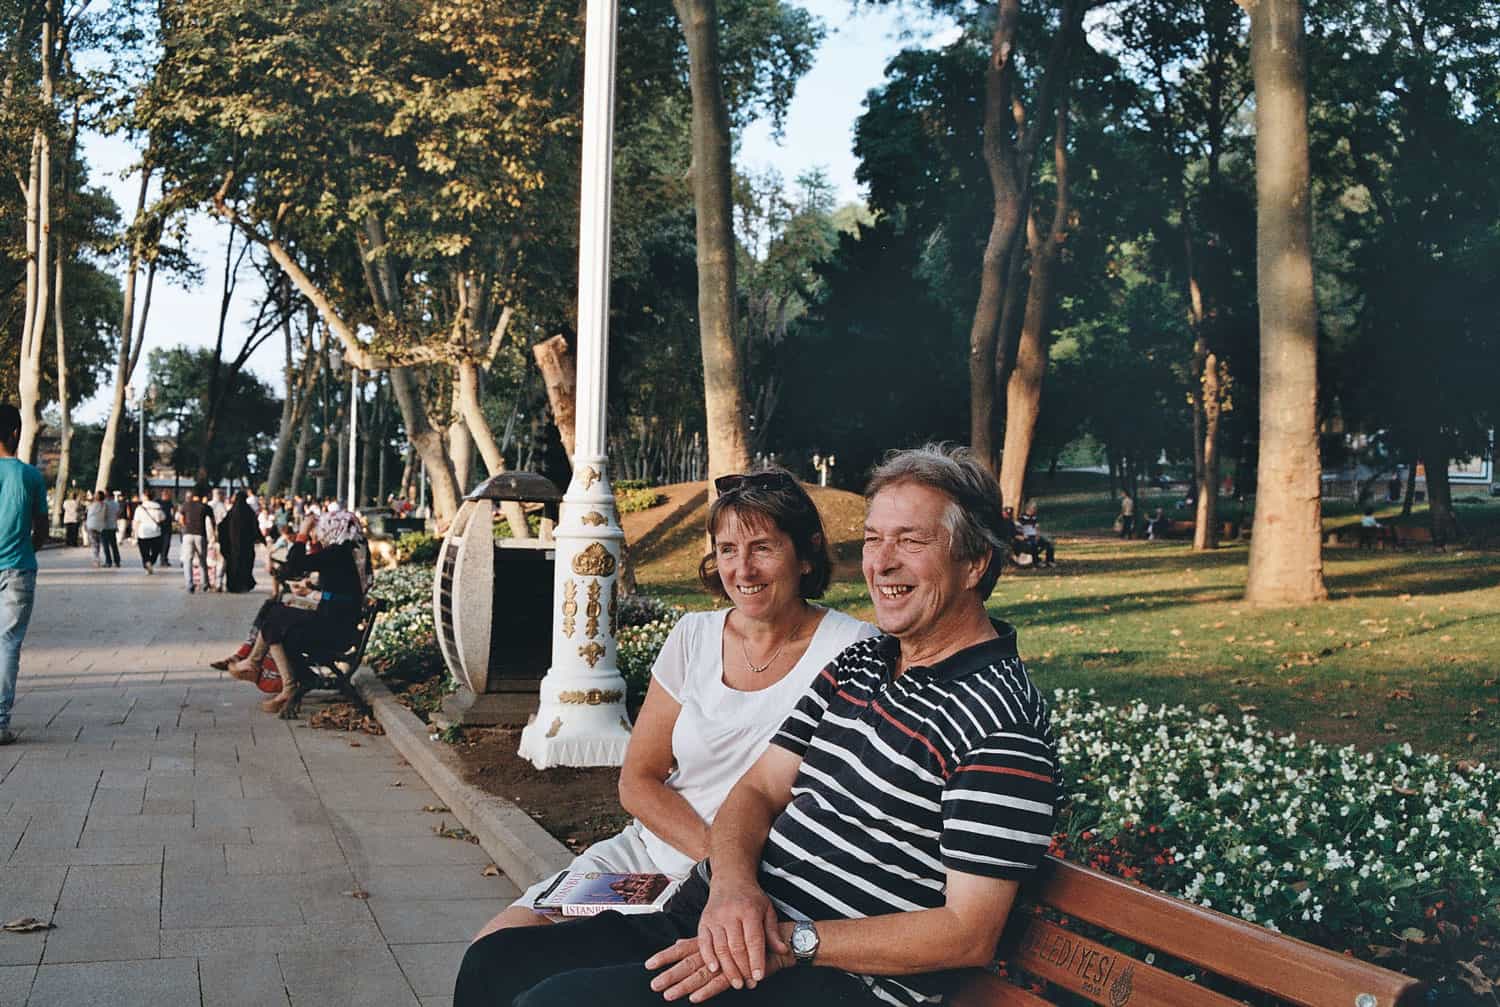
639, 607, 878, 877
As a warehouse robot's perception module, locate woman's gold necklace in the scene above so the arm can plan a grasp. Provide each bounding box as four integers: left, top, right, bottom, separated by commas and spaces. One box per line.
740, 611, 802, 674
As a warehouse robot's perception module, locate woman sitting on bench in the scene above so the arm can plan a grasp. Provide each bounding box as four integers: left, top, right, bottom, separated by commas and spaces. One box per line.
226, 510, 372, 715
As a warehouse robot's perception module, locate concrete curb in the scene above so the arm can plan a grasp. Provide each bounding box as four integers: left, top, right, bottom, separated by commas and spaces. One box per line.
352, 668, 573, 890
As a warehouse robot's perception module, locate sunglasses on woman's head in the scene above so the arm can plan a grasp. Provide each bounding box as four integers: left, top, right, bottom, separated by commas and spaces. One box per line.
714, 471, 798, 495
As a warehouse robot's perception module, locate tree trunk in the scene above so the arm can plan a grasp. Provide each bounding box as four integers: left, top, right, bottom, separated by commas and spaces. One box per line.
1193, 351, 1222, 550
457, 357, 532, 537
50, 219, 70, 522
674, 0, 751, 480
388, 366, 461, 524
1401, 452, 1417, 516
532, 335, 577, 455
1422, 441, 1459, 545
1243, 0, 1327, 604
95, 166, 155, 493
289, 402, 313, 497
448, 411, 473, 494
17, 2, 57, 463
998, 100, 1072, 512
360, 375, 381, 509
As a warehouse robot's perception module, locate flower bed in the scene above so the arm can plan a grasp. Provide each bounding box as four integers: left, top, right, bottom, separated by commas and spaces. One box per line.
365, 562, 452, 718
1050, 690, 1497, 994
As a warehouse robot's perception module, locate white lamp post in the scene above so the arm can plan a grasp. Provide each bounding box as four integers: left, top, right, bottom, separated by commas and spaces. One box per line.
348, 367, 359, 510
518, 0, 631, 768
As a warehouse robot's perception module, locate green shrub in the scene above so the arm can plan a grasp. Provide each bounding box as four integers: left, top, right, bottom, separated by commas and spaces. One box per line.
395, 530, 441, 565
616, 607, 685, 705
493, 513, 544, 539
1050, 690, 1498, 991
369, 563, 434, 611
366, 603, 445, 682
616, 486, 666, 514
614, 478, 651, 492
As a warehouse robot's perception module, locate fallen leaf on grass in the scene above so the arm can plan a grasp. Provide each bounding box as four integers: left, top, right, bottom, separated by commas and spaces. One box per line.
1237, 704, 1260, 714
1382, 723, 1399, 732
422, 804, 450, 814
344, 889, 370, 900
1387, 689, 1415, 701
1337, 711, 1359, 719
1, 918, 53, 933
481, 864, 501, 878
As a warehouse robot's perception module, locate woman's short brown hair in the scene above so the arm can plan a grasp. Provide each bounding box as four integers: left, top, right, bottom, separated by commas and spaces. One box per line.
697, 467, 833, 601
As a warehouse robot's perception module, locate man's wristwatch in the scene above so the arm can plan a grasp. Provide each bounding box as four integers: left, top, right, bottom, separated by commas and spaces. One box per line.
790, 920, 819, 966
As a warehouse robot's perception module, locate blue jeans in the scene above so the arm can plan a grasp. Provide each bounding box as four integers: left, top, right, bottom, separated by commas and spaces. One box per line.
0, 568, 38, 732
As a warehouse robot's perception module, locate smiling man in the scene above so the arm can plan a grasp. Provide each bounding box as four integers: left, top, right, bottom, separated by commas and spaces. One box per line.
455, 444, 1057, 1007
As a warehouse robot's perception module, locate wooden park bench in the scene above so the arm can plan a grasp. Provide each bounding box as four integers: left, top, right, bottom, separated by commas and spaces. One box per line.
952, 856, 1423, 1007
278, 596, 386, 720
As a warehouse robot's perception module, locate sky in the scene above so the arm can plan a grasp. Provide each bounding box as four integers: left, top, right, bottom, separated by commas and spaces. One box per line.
73, 0, 957, 424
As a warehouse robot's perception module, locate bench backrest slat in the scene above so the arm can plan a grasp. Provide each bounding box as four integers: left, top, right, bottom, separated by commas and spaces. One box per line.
1034, 858, 1423, 1007
1008, 916, 1248, 1007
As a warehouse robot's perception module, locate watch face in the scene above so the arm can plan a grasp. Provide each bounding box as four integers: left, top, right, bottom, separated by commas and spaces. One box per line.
792, 926, 817, 954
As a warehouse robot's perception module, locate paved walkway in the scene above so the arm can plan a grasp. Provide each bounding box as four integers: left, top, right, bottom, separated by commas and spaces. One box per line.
0, 544, 517, 1006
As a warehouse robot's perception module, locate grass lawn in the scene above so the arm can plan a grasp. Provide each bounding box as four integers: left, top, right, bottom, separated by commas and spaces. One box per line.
634, 478, 1500, 762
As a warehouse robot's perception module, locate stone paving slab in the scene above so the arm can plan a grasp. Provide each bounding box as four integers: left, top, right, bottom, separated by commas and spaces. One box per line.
0, 546, 517, 1005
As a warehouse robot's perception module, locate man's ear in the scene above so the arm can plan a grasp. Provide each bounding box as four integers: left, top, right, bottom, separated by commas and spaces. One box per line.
963, 548, 992, 592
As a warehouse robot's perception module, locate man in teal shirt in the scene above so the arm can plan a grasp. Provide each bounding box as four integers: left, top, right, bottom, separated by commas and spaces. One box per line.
0, 404, 48, 745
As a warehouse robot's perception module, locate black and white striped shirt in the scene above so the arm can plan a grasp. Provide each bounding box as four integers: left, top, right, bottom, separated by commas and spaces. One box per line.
760, 622, 1057, 1006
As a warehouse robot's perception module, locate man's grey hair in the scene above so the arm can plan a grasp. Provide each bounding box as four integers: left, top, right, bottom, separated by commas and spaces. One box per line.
865, 443, 1009, 600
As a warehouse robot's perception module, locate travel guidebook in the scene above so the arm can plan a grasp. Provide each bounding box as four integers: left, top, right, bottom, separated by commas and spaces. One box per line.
533, 870, 673, 917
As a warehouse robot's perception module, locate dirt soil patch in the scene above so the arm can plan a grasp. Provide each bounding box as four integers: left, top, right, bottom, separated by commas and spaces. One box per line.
454, 726, 630, 854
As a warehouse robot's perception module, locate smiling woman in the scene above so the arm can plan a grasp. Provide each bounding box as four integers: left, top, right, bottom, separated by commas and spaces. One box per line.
464, 466, 875, 942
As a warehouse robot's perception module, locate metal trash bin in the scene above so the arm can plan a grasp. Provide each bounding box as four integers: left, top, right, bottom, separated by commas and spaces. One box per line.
433, 472, 562, 726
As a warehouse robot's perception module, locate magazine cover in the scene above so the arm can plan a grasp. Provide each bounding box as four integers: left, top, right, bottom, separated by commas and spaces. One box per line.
533, 870, 672, 917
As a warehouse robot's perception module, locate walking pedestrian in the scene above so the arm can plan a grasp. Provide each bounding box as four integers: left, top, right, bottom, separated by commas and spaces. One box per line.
1118, 490, 1136, 539
178, 490, 213, 593
85, 491, 108, 566
132, 491, 167, 573
101, 491, 122, 567
0, 404, 48, 745
62, 493, 80, 547
221, 490, 261, 593
158, 491, 175, 567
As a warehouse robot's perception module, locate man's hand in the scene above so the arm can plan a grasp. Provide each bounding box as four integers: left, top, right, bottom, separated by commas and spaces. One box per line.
694, 882, 789, 991
646, 934, 792, 1003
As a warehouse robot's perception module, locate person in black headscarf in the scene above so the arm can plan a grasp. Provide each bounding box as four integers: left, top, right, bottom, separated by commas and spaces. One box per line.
221, 490, 261, 594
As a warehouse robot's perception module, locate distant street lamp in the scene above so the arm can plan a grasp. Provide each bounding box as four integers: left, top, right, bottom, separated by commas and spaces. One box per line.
812, 452, 837, 488
127, 382, 158, 498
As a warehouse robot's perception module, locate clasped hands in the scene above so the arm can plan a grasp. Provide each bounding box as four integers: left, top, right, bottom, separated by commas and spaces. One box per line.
644, 883, 794, 1003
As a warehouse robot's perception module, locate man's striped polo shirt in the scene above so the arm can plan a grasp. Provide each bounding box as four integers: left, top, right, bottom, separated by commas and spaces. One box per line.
760, 621, 1057, 1006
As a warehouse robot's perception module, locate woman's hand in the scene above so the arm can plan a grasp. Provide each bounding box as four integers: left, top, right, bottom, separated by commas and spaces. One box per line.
693, 881, 789, 991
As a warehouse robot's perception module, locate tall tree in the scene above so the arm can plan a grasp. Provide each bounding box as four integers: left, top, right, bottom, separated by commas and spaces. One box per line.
1242, 0, 1326, 604
674, 0, 752, 479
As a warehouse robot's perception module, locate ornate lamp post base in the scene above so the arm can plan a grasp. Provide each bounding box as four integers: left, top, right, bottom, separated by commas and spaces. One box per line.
517, 455, 632, 769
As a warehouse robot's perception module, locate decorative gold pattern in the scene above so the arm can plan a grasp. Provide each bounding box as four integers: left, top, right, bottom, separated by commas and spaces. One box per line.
580, 466, 600, 490
580, 511, 607, 527
608, 582, 618, 636
571, 542, 616, 578
558, 686, 622, 705
545, 717, 563, 738
576, 643, 607, 669
585, 581, 602, 638
561, 580, 578, 638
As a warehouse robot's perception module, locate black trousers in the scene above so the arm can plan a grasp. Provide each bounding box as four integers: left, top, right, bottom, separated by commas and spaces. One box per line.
100, 529, 121, 567
455, 877, 878, 1007
137, 535, 162, 567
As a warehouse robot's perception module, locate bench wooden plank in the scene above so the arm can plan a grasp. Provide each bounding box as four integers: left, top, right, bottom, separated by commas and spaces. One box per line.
1007, 916, 1247, 1007
1030, 858, 1423, 1007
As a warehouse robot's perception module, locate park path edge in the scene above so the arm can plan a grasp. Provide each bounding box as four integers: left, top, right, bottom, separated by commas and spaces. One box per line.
352, 668, 574, 891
